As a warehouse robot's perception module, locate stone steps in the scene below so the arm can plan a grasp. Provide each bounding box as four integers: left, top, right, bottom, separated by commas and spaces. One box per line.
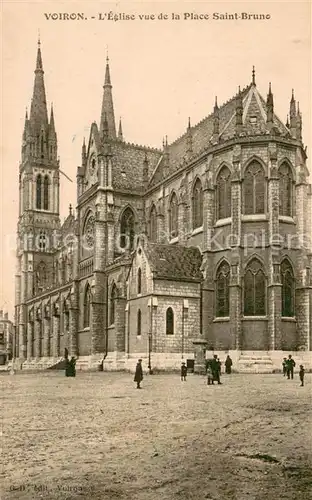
237, 353, 273, 373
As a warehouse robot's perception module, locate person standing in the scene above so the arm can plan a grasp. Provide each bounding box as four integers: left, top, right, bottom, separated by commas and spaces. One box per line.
225, 355, 233, 374
286, 354, 296, 379
211, 355, 222, 385
282, 357, 287, 376
299, 365, 305, 387
207, 364, 214, 385
181, 362, 187, 381
134, 359, 143, 389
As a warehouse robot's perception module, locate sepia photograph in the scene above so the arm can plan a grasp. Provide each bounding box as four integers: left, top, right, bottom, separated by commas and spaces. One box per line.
1, 1, 311, 499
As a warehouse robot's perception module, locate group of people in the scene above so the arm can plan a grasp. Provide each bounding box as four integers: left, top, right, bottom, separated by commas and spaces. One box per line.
282, 354, 305, 386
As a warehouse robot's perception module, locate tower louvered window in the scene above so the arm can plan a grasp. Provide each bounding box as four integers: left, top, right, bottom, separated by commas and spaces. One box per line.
244, 258, 266, 316
216, 261, 230, 317
36, 175, 42, 209
216, 166, 231, 220
279, 163, 293, 217
43, 175, 49, 210
244, 161, 265, 215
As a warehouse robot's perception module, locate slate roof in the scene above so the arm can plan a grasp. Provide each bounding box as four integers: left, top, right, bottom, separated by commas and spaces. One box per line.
149, 83, 291, 187
144, 243, 203, 281
111, 141, 161, 192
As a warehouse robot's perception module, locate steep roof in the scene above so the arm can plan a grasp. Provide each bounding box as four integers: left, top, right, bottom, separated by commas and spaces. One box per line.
144, 243, 202, 281
149, 82, 291, 186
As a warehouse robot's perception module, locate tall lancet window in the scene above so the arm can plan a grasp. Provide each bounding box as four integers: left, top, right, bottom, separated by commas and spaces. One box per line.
43, 175, 49, 210
83, 283, 92, 328
169, 192, 178, 239
244, 258, 266, 316
36, 175, 42, 209
120, 207, 135, 250
216, 166, 231, 220
149, 204, 157, 242
192, 178, 203, 229
281, 259, 295, 317
279, 163, 293, 217
244, 161, 265, 215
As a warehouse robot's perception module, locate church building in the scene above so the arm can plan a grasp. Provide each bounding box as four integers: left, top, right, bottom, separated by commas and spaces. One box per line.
14, 41, 312, 372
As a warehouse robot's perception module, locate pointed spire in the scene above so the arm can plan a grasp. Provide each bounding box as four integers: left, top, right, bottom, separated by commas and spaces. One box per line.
118, 117, 123, 141
296, 102, 302, 141
212, 96, 220, 141
49, 104, 56, 135
252, 66, 256, 86
69, 204, 72, 216
266, 82, 274, 125
186, 118, 193, 154
289, 89, 297, 136
100, 56, 116, 139
143, 151, 149, 189
29, 39, 48, 134
235, 86, 243, 133
81, 137, 87, 167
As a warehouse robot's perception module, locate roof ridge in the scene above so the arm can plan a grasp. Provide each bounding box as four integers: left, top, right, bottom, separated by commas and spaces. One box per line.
113, 139, 161, 152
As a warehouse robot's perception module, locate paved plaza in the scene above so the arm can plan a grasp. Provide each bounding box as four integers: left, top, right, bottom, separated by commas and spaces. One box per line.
1, 371, 311, 500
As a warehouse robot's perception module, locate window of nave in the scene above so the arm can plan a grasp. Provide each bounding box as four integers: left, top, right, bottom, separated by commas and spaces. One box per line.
215, 261, 230, 317
148, 204, 157, 242
169, 193, 178, 239
120, 207, 135, 250
83, 283, 91, 328
216, 166, 231, 220
166, 307, 174, 335
192, 178, 203, 229
279, 163, 293, 217
243, 258, 266, 316
109, 283, 117, 325
281, 259, 295, 317
243, 161, 266, 215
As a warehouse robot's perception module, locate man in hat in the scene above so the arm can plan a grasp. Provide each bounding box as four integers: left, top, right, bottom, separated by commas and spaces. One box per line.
134, 359, 143, 389
286, 354, 296, 380
181, 361, 187, 381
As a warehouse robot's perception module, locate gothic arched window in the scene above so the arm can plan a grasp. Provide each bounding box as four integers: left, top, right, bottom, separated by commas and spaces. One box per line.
166, 307, 174, 335
216, 166, 231, 220
244, 258, 266, 316
137, 268, 142, 294
83, 283, 91, 328
110, 283, 117, 325
36, 174, 42, 209
149, 204, 157, 242
169, 192, 178, 239
192, 178, 203, 229
216, 261, 230, 317
120, 207, 135, 250
281, 259, 295, 317
43, 175, 49, 210
244, 161, 265, 215
279, 163, 293, 217
137, 309, 142, 336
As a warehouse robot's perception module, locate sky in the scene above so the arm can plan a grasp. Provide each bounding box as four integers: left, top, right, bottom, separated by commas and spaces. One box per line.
1, 0, 311, 318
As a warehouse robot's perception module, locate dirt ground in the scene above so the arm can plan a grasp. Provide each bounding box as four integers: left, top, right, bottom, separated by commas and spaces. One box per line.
1, 370, 311, 500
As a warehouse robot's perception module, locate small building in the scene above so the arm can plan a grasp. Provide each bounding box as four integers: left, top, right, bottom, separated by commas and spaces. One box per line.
0, 311, 13, 365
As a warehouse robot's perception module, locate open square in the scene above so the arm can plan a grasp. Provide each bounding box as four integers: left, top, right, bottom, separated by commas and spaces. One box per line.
2, 372, 311, 500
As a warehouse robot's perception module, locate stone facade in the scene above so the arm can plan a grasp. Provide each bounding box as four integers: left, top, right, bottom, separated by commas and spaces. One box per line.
13, 42, 312, 372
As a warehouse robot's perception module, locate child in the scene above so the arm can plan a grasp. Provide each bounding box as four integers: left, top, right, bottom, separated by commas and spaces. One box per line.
299, 365, 305, 387
207, 365, 214, 385
282, 357, 287, 376
181, 362, 187, 381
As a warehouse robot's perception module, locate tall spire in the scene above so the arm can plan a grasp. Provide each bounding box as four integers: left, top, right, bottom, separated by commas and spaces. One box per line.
49, 104, 56, 135
29, 38, 49, 133
100, 55, 116, 139
289, 89, 297, 137
212, 96, 220, 141
235, 86, 243, 134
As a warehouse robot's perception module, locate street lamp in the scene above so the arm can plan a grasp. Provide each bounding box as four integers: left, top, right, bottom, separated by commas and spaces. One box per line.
147, 296, 158, 374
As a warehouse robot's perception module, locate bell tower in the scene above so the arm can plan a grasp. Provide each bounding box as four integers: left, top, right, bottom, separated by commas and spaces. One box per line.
15, 39, 61, 359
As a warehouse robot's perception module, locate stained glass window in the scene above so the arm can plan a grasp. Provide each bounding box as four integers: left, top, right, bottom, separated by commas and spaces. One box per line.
192, 178, 203, 228
216, 261, 230, 317
279, 163, 293, 217
216, 166, 231, 219
244, 258, 266, 315
244, 162, 265, 215
281, 259, 295, 317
